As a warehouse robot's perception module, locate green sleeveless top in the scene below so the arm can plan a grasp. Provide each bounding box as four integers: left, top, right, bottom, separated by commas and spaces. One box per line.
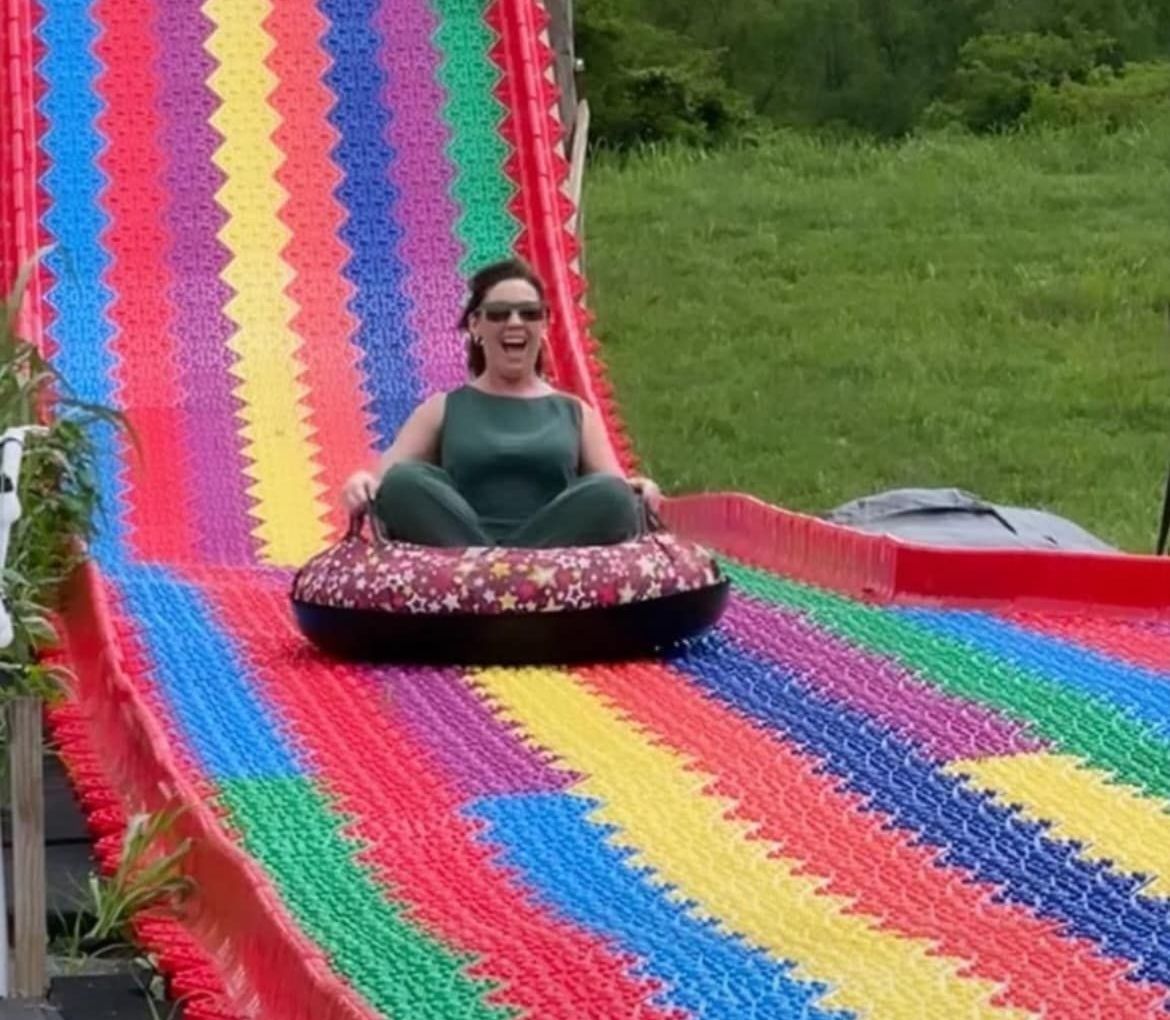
439, 385, 582, 539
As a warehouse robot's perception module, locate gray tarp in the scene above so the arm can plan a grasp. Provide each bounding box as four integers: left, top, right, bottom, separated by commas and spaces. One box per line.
823, 487, 1115, 552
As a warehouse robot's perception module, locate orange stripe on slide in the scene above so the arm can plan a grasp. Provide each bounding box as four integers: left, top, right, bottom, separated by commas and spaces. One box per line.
94, 0, 198, 562
265, 0, 374, 541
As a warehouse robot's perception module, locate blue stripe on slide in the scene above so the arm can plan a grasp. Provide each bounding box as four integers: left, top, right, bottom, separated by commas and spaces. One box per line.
898, 608, 1170, 740
113, 570, 301, 780
319, 0, 420, 442
469, 791, 851, 1020
35, 0, 127, 564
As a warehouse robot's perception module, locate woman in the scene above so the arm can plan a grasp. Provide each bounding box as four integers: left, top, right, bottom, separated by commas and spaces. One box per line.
341, 258, 662, 548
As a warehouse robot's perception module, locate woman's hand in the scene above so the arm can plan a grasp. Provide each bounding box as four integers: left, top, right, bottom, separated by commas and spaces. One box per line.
342, 470, 379, 513
629, 475, 663, 513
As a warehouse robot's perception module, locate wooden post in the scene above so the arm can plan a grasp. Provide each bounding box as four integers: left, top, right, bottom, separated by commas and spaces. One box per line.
567, 98, 590, 231
10, 697, 47, 999
567, 98, 590, 276
545, 0, 578, 145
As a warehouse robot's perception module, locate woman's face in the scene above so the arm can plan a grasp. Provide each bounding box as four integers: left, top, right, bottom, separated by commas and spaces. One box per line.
472, 278, 546, 381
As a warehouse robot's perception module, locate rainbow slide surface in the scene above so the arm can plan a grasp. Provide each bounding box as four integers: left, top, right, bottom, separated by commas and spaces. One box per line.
4, 1, 1170, 1017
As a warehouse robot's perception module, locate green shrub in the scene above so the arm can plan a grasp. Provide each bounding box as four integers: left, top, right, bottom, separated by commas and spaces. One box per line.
924, 29, 1135, 132
575, 0, 753, 149
581, 1, 1170, 139
1023, 61, 1170, 130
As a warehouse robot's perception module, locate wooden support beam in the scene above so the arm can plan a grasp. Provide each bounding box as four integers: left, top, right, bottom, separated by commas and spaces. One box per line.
567, 98, 589, 222
545, 0, 578, 143
9, 698, 46, 999
567, 98, 590, 277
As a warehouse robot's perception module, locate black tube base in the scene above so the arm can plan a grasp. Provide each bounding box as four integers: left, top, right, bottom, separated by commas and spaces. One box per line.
292, 581, 730, 665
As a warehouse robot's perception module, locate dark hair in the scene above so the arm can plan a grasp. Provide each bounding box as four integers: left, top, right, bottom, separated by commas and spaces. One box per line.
459, 257, 547, 377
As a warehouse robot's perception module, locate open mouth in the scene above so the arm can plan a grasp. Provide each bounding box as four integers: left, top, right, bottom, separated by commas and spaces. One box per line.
501, 337, 528, 352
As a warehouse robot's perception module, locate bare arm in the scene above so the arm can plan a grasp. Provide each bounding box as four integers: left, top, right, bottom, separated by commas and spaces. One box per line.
375, 392, 445, 474
578, 400, 626, 477
341, 393, 445, 511
578, 398, 664, 511
341, 395, 444, 514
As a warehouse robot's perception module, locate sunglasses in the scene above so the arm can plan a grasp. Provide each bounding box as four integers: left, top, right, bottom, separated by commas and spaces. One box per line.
479, 300, 546, 323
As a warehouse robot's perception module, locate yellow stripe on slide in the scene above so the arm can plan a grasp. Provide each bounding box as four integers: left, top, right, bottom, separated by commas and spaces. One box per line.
204, 0, 328, 565
475, 666, 1033, 1020
947, 752, 1170, 898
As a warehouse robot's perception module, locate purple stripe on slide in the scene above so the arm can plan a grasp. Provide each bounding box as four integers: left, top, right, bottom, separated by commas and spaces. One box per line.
374, 0, 467, 396
155, 0, 256, 565
383, 669, 571, 797
723, 595, 1046, 761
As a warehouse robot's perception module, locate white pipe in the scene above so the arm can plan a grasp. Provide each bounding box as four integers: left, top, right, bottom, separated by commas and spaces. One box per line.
0, 427, 47, 651
0, 425, 46, 999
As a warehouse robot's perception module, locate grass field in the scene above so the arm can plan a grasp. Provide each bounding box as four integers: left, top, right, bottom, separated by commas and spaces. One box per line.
584, 118, 1170, 552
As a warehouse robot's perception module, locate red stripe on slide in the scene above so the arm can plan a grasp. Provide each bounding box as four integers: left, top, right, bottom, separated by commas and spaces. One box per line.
1005, 610, 1170, 677
264, 0, 374, 540
93, 0, 198, 562
204, 581, 685, 1020
579, 661, 1170, 1019
102, 581, 226, 814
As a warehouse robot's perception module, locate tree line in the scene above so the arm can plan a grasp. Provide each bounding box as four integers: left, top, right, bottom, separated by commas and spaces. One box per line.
575, 0, 1170, 146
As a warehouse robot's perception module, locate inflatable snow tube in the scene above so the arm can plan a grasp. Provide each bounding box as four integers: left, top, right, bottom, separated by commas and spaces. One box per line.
290, 509, 730, 664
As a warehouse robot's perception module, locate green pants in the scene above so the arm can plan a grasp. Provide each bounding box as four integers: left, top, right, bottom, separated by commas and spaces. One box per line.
373, 461, 643, 549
